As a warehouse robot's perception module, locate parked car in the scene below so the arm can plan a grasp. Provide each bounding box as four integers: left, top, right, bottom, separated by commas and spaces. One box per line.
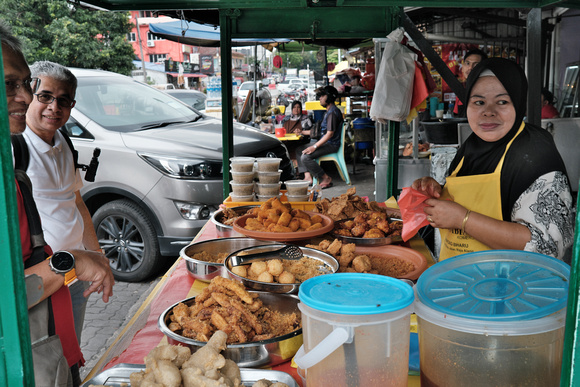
64, 68, 294, 282
237, 80, 264, 106
278, 78, 306, 93
164, 89, 207, 112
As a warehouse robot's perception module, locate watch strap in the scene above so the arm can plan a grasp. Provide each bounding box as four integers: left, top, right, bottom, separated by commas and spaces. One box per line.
65, 269, 77, 287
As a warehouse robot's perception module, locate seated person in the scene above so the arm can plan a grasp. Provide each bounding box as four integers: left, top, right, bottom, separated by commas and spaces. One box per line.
281, 100, 313, 134
541, 88, 559, 119
295, 86, 343, 189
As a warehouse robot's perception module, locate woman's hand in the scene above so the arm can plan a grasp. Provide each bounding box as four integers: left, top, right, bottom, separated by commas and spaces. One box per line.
411, 176, 442, 198
423, 199, 466, 230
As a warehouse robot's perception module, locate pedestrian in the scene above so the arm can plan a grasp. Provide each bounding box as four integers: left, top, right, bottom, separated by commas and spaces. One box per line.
21, 60, 112, 346
295, 85, 343, 189
1, 20, 114, 386
541, 87, 559, 119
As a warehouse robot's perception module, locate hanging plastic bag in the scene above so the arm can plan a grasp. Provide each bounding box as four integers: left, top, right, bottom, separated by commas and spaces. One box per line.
369, 27, 417, 123
398, 187, 431, 242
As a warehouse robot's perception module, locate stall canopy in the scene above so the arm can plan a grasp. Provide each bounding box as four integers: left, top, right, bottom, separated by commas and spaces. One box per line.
149, 20, 292, 47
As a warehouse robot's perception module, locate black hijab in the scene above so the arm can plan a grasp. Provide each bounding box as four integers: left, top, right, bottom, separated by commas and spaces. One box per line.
448, 58, 568, 220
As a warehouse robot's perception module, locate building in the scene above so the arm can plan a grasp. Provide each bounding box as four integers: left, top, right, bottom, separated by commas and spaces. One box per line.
127, 11, 248, 89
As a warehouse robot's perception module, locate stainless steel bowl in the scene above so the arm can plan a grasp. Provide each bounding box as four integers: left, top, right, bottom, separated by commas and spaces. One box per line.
158, 292, 303, 368
211, 205, 259, 237
224, 244, 339, 293
180, 237, 276, 282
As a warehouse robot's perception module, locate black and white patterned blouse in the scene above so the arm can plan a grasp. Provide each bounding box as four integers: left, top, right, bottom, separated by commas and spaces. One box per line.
512, 171, 575, 260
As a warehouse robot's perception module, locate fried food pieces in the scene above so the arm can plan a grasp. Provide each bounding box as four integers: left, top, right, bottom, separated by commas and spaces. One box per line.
167, 277, 301, 344
233, 257, 329, 284
242, 198, 324, 233
333, 210, 403, 239
314, 187, 386, 221
306, 239, 415, 277
217, 206, 256, 226
130, 331, 290, 387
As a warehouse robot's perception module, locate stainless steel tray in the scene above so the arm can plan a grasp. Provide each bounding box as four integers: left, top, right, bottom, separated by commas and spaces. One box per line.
82, 363, 299, 387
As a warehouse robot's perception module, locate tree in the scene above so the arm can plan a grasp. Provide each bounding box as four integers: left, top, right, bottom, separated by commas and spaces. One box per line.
1, 0, 135, 75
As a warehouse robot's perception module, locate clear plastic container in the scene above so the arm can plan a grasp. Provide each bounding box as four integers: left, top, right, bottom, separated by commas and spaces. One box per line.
255, 182, 281, 196
284, 180, 310, 196
230, 181, 254, 196
255, 157, 281, 172
415, 251, 570, 387
256, 193, 281, 202
286, 194, 309, 202
257, 170, 282, 184
295, 274, 414, 387
230, 193, 255, 202
230, 170, 255, 184
230, 157, 255, 172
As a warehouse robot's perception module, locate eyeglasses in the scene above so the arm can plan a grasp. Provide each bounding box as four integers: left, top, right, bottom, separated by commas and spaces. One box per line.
5, 77, 40, 96
34, 93, 76, 108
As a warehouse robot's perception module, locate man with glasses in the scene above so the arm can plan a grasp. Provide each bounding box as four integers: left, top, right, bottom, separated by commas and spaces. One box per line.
2, 21, 114, 386
22, 60, 112, 350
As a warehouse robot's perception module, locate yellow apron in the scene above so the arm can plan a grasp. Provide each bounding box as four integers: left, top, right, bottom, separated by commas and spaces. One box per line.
439, 123, 525, 260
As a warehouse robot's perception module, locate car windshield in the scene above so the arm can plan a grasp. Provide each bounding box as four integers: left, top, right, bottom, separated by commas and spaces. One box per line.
74, 76, 200, 132
169, 92, 206, 111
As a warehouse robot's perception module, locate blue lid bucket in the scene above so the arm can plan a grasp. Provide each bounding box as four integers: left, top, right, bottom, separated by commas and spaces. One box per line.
295, 274, 414, 385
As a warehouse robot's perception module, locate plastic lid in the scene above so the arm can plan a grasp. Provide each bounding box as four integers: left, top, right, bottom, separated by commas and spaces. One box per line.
416, 250, 570, 321
298, 273, 414, 315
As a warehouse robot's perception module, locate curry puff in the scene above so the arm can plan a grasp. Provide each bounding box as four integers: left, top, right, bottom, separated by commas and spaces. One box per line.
242, 197, 324, 233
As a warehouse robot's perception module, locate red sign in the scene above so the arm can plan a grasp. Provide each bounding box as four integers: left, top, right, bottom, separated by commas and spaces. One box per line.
273, 55, 282, 69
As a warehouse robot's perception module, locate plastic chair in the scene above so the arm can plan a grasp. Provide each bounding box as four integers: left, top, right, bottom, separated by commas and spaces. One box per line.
313, 121, 351, 185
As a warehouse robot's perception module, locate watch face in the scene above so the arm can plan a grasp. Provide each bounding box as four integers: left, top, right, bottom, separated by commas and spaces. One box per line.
52, 251, 75, 271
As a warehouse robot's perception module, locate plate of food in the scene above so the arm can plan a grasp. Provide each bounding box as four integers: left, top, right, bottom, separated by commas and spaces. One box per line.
158, 277, 302, 368
306, 239, 427, 280
224, 244, 339, 293
211, 205, 259, 237
233, 210, 334, 242
331, 213, 403, 246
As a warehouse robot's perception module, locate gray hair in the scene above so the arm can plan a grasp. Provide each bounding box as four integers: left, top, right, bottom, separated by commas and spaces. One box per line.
0, 19, 23, 55
30, 61, 77, 92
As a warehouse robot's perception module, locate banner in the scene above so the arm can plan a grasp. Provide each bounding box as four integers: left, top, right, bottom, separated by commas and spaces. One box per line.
165, 59, 201, 74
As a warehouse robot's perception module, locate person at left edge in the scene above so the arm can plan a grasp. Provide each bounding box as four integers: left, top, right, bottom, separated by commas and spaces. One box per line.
2, 20, 114, 386
23, 60, 113, 345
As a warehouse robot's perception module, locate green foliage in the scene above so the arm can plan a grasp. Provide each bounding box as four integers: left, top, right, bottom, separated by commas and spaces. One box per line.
280, 51, 322, 71
0, 0, 135, 75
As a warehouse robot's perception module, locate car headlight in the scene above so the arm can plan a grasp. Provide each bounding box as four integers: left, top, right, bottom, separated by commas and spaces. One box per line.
174, 201, 211, 220
139, 153, 222, 179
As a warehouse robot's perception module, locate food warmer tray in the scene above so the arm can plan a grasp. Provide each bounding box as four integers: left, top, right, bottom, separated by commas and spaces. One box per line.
82, 363, 299, 387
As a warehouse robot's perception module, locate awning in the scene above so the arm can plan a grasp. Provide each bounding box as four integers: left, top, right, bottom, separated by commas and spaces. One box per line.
167, 72, 207, 78
149, 20, 291, 47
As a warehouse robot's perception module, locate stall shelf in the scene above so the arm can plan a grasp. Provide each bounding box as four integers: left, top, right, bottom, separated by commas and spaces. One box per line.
82, 218, 434, 386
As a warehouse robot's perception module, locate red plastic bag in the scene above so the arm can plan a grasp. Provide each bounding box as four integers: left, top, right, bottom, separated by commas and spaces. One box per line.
398, 187, 431, 242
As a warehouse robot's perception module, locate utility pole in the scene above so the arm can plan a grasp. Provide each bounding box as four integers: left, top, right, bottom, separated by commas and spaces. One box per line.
134, 16, 147, 83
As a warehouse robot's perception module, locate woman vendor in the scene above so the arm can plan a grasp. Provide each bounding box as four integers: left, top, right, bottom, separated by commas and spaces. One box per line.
412, 57, 575, 261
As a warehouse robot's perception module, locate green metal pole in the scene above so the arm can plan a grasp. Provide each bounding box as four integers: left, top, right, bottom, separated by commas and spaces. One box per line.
560, 188, 580, 386
0, 44, 35, 386
220, 10, 235, 200
385, 120, 400, 199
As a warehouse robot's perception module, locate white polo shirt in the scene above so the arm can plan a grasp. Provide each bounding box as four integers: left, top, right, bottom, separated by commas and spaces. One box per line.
23, 127, 85, 251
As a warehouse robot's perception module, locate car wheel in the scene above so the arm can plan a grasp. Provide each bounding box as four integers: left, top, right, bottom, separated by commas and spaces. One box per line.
93, 199, 161, 282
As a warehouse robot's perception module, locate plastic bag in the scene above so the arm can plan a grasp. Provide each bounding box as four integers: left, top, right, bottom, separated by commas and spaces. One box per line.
369, 27, 417, 123
398, 187, 431, 242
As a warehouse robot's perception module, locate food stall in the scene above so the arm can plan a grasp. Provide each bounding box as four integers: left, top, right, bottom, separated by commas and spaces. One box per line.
81, 190, 435, 386
2, 1, 580, 386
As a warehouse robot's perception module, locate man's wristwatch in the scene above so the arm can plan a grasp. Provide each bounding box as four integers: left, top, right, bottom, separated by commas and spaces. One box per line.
48, 251, 78, 286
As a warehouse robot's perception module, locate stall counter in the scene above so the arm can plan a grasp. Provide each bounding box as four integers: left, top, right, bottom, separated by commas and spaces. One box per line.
83, 219, 432, 386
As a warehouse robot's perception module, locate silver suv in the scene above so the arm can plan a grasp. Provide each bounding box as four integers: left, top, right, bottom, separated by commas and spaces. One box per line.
64, 68, 293, 282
